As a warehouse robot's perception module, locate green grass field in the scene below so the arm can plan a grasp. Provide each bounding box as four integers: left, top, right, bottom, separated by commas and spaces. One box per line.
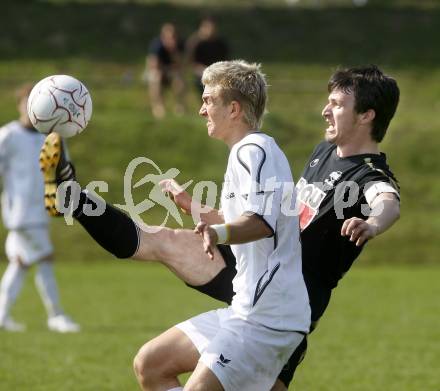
0, 0, 439, 390
0, 262, 439, 390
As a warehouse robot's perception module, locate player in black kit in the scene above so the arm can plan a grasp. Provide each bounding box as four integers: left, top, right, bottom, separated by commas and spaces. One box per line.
40, 64, 400, 390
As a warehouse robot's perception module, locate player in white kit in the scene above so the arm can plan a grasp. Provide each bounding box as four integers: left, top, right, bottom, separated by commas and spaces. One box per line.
135, 60, 310, 391
0, 84, 79, 332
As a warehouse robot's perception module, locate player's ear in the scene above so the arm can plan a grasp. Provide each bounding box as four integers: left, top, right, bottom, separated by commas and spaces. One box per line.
230, 100, 241, 119
359, 109, 375, 125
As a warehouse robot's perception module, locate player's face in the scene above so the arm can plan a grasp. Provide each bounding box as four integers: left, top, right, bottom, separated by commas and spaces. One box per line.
199, 85, 231, 140
322, 89, 360, 146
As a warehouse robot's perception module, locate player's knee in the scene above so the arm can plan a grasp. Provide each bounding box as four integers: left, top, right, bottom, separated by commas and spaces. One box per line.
133, 347, 152, 382
133, 343, 167, 387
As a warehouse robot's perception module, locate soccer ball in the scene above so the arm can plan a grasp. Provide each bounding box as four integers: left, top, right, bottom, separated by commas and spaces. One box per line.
27, 75, 92, 138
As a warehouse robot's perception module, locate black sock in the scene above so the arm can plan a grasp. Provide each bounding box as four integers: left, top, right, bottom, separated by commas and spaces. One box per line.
73, 191, 140, 259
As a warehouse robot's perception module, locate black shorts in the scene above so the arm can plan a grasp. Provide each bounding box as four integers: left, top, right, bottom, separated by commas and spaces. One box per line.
186, 244, 308, 387
186, 245, 236, 304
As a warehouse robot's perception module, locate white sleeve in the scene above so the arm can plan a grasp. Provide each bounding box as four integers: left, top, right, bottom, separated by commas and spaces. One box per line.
235, 143, 281, 233
364, 181, 400, 206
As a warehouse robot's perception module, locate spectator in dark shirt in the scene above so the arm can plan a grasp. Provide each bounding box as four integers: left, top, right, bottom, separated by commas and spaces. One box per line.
186, 17, 229, 94
145, 23, 186, 118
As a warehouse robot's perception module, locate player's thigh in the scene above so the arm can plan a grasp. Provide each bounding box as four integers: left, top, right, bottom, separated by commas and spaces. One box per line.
176, 309, 225, 389
184, 361, 224, 391
134, 326, 200, 377
136, 227, 226, 286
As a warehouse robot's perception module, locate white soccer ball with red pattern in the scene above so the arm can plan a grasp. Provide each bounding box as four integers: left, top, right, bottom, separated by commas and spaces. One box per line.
27, 75, 92, 138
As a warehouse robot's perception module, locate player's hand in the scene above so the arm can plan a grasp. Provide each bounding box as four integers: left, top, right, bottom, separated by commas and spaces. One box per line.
159, 179, 192, 215
194, 221, 218, 260
341, 217, 379, 247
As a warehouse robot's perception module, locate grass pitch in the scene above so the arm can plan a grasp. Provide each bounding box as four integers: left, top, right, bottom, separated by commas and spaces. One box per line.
0, 261, 438, 391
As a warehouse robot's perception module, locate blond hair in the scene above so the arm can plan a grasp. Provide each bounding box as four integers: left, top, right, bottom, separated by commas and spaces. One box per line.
202, 60, 267, 129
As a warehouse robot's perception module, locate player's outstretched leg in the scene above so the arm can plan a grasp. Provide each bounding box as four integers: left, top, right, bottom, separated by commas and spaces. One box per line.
39, 132, 75, 216
38, 133, 229, 285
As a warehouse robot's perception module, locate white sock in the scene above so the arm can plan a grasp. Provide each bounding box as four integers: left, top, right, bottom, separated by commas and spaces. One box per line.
167, 388, 183, 391
34, 261, 63, 318
0, 262, 27, 323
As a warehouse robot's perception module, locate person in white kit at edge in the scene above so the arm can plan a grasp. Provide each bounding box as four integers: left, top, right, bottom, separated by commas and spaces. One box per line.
0, 83, 80, 333
132, 60, 311, 391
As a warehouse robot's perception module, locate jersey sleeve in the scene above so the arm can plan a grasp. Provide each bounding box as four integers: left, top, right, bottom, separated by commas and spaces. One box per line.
359, 169, 400, 207
235, 143, 282, 234
364, 181, 399, 205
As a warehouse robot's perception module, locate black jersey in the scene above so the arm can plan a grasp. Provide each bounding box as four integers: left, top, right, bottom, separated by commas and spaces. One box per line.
297, 141, 399, 322
148, 37, 185, 67
193, 37, 229, 67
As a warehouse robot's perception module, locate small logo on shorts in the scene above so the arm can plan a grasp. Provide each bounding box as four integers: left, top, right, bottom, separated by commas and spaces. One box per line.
216, 354, 231, 367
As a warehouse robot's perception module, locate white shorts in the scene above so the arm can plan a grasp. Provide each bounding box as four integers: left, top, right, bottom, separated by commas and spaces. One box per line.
176, 307, 305, 391
5, 228, 53, 266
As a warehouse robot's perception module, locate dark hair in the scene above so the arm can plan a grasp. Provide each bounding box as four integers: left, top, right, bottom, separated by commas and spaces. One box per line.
328, 65, 400, 142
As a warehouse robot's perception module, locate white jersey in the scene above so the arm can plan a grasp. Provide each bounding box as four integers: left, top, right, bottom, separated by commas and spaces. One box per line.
0, 121, 48, 230
221, 132, 310, 332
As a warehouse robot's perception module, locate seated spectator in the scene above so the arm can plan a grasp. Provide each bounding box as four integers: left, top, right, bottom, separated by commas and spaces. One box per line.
186, 16, 229, 94
145, 23, 186, 118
